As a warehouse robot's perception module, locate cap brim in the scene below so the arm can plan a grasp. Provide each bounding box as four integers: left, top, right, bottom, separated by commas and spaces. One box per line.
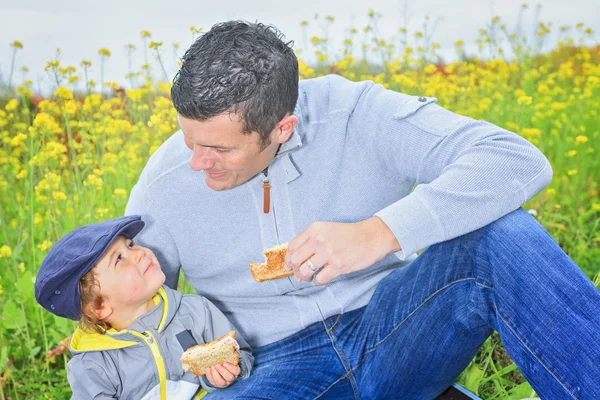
117, 218, 145, 241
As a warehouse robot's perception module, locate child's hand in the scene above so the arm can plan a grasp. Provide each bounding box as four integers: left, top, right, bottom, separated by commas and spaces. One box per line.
205, 362, 241, 388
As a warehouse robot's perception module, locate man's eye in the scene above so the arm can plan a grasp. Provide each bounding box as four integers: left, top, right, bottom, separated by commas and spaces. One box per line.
216, 148, 230, 153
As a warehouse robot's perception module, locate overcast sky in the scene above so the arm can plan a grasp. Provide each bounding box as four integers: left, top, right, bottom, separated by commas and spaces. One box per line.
1, 0, 598, 92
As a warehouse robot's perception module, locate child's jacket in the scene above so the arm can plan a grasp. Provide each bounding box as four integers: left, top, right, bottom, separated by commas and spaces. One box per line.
67, 285, 254, 399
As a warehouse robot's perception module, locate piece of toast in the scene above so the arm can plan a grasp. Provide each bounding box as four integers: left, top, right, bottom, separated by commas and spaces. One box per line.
180, 331, 239, 376
249, 243, 294, 282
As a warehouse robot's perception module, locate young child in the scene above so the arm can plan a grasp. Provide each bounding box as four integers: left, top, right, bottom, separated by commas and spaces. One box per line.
34, 215, 253, 399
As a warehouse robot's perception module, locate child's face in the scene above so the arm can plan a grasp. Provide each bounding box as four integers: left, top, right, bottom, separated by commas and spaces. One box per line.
94, 236, 165, 313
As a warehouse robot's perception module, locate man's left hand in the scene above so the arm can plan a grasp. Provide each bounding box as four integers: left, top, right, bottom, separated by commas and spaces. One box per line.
284, 217, 401, 285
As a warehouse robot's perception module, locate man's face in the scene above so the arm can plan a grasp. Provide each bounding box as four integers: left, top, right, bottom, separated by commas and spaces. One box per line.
178, 113, 291, 191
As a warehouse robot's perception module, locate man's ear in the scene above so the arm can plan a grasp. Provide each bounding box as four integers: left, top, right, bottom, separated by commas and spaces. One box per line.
273, 114, 298, 144
86, 298, 113, 321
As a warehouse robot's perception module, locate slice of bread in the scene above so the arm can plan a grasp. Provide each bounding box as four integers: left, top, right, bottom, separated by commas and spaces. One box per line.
180, 331, 239, 376
249, 243, 294, 282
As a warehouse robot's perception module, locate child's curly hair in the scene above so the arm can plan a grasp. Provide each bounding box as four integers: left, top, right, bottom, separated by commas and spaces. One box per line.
79, 268, 112, 334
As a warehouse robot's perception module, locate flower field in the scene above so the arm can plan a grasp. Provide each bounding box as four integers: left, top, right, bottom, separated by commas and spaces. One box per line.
0, 9, 599, 399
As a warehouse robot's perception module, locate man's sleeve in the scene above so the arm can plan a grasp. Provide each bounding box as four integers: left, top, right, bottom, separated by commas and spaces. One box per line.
184, 295, 254, 392
125, 176, 181, 289
347, 82, 552, 260
67, 357, 118, 399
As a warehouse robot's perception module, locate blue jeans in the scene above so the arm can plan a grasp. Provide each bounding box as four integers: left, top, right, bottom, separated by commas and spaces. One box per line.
206, 208, 600, 399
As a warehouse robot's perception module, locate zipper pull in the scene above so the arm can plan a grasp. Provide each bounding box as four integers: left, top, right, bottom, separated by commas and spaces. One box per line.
262, 168, 271, 214
143, 331, 154, 344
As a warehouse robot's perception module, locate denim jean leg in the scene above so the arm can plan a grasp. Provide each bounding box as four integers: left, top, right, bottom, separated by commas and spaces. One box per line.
205, 315, 352, 400
347, 207, 600, 399
463, 207, 600, 399
344, 230, 493, 399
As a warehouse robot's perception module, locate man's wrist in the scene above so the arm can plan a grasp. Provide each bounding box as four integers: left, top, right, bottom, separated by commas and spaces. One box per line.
366, 216, 402, 256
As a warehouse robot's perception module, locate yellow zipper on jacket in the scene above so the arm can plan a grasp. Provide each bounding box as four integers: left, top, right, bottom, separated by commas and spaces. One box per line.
130, 330, 167, 400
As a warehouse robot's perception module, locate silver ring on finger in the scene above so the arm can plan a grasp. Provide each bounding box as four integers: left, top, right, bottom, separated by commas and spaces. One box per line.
306, 258, 318, 272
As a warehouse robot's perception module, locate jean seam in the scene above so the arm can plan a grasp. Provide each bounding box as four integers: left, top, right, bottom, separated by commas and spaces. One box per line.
313, 322, 361, 400
496, 311, 577, 399
345, 278, 476, 393
364, 277, 475, 355
312, 375, 348, 400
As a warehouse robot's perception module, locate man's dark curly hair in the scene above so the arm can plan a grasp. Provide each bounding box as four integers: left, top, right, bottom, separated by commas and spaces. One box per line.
171, 21, 299, 145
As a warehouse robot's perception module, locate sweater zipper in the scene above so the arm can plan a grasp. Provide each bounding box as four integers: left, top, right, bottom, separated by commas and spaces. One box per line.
262, 143, 301, 213
130, 330, 167, 400
262, 168, 271, 214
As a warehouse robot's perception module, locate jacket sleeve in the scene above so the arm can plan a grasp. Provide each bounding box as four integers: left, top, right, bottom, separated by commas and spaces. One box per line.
346, 81, 552, 259
67, 357, 118, 399
183, 294, 254, 392
125, 172, 181, 289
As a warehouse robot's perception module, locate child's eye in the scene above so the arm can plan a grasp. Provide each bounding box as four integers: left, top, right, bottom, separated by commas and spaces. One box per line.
128, 240, 135, 249
115, 254, 122, 264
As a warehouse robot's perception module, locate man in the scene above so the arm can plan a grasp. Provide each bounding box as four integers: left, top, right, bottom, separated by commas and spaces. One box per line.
126, 21, 600, 399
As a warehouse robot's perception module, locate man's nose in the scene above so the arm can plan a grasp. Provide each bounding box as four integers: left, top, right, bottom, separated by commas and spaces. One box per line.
189, 146, 215, 171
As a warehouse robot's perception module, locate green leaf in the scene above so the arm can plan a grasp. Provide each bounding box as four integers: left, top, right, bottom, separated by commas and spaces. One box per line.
14, 270, 34, 297
30, 346, 41, 357
464, 363, 485, 395
0, 346, 8, 371
507, 381, 537, 399
1, 300, 26, 330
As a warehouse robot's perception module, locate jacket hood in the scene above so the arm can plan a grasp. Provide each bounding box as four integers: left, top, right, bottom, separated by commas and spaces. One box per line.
69, 286, 183, 353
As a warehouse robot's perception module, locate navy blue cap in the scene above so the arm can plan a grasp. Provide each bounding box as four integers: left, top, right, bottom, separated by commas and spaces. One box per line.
34, 215, 145, 320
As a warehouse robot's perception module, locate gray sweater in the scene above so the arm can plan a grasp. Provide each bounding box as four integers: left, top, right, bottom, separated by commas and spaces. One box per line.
125, 74, 552, 347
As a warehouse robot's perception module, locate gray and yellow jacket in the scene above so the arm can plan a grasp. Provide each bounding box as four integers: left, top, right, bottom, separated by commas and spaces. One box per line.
67, 286, 253, 399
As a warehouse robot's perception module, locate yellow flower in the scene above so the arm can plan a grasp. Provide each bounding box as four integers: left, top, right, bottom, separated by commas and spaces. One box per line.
52, 191, 67, 201
546, 188, 556, 196
37, 240, 53, 252
84, 174, 103, 189
98, 48, 111, 57
424, 64, 438, 74
140, 30, 152, 38
567, 169, 578, 176
5, 99, 19, 112
575, 135, 588, 145
0, 284, 3, 294
54, 86, 73, 100
18, 263, 25, 273
566, 150, 577, 157
517, 96, 533, 105
12, 40, 23, 49
114, 188, 127, 197
0, 245, 12, 258
592, 204, 600, 212
550, 102, 567, 111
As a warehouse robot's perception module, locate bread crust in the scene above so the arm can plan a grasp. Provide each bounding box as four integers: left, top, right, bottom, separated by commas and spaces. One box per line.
249, 243, 294, 282
180, 331, 239, 376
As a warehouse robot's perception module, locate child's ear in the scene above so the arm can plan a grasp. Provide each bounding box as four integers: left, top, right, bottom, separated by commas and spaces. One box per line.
86, 298, 113, 321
